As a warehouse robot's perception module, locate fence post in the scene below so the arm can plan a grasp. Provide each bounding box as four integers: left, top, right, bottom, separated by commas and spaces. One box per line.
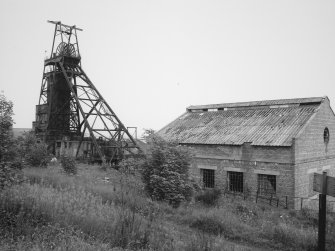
285, 196, 288, 209
318, 171, 327, 251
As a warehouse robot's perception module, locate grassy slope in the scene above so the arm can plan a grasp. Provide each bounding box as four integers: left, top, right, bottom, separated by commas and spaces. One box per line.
0, 163, 334, 250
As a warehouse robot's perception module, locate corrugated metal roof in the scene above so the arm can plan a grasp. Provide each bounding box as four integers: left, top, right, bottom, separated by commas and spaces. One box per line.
158, 98, 323, 146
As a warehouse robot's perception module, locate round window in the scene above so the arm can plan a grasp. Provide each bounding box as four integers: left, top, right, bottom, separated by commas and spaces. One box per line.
324, 127, 330, 144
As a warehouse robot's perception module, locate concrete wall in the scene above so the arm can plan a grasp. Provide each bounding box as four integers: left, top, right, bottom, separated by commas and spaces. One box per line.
55, 139, 91, 159
294, 98, 335, 205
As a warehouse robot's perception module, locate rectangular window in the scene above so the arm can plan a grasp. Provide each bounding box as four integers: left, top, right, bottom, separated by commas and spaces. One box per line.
64, 142, 68, 148
202, 169, 215, 188
228, 171, 243, 193
258, 174, 276, 196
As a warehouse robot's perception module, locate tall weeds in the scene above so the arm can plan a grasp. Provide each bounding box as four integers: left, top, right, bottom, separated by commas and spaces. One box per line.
0, 182, 153, 249
13, 165, 332, 250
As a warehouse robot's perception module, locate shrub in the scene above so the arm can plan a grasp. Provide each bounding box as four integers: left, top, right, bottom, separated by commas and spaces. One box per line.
141, 130, 193, 207
0, 92, 15, 162
118, 156, 144, 175
61, 156, 77, 175
15, 131, 50, 167
195, 188, 222, 206
25, 141, 49, 167
0, 93, 23, 191
0, 161, 23, 190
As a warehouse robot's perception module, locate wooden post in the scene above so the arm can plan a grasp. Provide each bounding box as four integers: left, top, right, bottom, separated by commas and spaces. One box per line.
318, 171, 327, 251
285, 196, 288, 209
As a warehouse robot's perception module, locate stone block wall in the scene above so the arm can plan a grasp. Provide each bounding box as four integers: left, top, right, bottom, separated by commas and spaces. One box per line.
294, 98, 335, 205
185, 98, 335, 209
187, 144, 295, 208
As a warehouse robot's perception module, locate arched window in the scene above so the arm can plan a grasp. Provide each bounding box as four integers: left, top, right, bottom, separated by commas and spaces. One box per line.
324, 127, 330, 144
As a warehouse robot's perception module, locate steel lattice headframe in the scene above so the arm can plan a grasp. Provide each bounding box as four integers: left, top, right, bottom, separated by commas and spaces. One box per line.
35, 21, 140, 164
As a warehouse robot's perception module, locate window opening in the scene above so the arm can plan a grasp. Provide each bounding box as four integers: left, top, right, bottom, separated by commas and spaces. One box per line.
64, 142, 67, 148
228, 171, 243, 192
258, 174, 276, 196
56, 142, 61, 148
324, 127, 329, 144
202, 169, 215, 188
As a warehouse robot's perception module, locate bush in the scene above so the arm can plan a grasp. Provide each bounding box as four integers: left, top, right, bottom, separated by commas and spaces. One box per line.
15, 131, 50, 167
0, 93, 24, 191
25, 142, 49, 167
141, 130, 193, 207
0, 161, 23, 190
61, 156, 77, 175
195, 188, 222, 206
118, 156, 144, 175
0, 93, 15, 162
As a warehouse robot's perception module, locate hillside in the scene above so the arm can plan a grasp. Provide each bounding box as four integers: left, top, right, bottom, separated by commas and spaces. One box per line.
0, 163, 334, 250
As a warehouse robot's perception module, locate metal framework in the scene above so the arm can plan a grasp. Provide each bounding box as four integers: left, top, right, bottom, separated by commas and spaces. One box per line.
34, 21, 139, 164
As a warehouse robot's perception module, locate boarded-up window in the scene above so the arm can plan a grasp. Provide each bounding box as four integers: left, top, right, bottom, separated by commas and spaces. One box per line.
258, 174, 276, 195
202, 169, 215, 188
228, 171, 243, 192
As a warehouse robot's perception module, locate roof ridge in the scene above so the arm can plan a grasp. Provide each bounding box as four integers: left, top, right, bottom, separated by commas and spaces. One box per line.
187, 96, 326, 110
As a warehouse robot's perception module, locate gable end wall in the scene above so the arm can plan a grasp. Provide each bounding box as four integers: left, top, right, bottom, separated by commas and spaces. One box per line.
294, 99, 335, 208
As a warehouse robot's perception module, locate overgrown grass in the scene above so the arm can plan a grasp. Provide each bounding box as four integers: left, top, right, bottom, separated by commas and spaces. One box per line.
0, 182, 153, 249
172, 195, 323, 250
2, 164, 334, 250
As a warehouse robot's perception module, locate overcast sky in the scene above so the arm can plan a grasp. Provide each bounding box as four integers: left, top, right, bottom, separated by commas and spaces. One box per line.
1, 0, 335, 136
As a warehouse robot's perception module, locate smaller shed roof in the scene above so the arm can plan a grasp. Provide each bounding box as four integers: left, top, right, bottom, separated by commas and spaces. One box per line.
158, 97, 326, 147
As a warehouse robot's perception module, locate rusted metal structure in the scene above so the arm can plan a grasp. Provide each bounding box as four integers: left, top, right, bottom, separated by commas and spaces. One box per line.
33, 21, 139, 164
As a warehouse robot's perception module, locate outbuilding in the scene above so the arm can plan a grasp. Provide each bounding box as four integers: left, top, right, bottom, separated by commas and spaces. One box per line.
157, 97, 335, 209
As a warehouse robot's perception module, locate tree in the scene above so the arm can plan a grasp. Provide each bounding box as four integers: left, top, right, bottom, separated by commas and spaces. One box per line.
16, 131, 49, 167
141, 130, 193, 207
0, 92, 22, 190
0, 92, 14, 162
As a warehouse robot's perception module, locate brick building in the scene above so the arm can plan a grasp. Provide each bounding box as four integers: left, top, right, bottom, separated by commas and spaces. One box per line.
157, 97, 335, 209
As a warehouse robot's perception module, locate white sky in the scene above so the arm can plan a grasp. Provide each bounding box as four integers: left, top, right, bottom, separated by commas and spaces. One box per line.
1, 0, 335, 136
